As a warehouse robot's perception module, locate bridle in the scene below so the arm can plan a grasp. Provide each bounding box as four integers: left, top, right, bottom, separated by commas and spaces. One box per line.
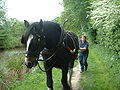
25, 33, 46, 58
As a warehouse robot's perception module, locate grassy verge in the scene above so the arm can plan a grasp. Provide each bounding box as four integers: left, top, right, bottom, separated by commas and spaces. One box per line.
80, 45, 120, 90
9, 60, 78, 90
0, 52, 25, 90
8, 67, 63, 90
0, 50, 67, 90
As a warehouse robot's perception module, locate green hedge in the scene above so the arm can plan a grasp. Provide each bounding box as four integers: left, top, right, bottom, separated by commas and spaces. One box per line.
89, 0, 120, 54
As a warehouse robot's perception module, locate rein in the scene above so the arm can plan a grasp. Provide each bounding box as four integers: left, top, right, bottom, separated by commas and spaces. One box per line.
36, 49, 58, 72
37, 59, 56, 72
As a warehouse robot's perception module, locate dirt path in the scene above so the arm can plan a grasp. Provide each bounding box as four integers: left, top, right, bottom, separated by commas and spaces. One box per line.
71, 64, 83, 90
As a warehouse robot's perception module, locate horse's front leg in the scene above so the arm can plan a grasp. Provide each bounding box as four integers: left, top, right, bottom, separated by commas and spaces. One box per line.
61, 68, 71, 90
46, 69, 53, 90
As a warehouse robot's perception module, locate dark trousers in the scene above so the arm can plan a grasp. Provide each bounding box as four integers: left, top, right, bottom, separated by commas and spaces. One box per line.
79, 53, 88, 71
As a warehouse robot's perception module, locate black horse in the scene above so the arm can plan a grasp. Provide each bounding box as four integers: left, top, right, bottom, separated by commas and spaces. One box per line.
21, 19, 79, 90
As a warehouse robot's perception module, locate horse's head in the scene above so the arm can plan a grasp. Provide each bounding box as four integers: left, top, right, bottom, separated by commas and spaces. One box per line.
21, 19, 45, 68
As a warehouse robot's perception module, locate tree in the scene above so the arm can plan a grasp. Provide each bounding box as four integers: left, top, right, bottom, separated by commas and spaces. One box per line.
3, 18, 25, 48
0, 0, 6, 49
0, 0, 6, 26
0, 0, 25, 49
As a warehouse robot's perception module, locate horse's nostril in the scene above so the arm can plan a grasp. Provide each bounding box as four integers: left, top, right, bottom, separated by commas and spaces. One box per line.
25, 61, 32, 68
28, 62, 32, 67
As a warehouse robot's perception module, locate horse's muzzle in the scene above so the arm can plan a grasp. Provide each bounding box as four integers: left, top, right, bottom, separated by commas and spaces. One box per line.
25, 57, 37, 68
25, 60, 33, 68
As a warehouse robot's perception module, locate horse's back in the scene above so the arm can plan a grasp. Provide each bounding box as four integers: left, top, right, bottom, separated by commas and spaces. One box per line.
43, 21, 61, 32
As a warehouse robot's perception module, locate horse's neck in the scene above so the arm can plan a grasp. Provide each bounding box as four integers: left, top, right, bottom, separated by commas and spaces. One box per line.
44, 30, 61, 49
43, 23, 61, 49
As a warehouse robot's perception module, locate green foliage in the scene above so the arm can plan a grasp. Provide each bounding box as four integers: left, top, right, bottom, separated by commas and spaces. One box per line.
89, 0, 120, 53
9, 68, 62, 90
0, 50, 62, 90
0, 0, 6, 25
60, 0, 120, 55
0, 0, 25, 49
0, 51, 25, 90
0, 0, 7, 49
56, 0, 90, 36
0, 18, 25, 49
60, 1, 120, 89
6, 53, 24, 70
9, 67, 46, 90
95, 45, 120, 88
80, 45, 120, 90
0, 29, 7, 48
0, 63, 8, 90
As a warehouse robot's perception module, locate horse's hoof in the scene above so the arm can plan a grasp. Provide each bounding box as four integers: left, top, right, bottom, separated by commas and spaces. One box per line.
48, 88, 53, 90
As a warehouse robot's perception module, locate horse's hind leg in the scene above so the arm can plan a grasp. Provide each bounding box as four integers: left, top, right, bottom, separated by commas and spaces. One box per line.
46, 69, 53, 90
68, 68, 73, 86
61, 68, 71, 90
68, 60, 74, 87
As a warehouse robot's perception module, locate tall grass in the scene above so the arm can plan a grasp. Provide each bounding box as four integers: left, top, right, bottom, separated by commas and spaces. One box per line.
9, 67, 63, 90
0, 52, 24, 90
0, 51, 65, 90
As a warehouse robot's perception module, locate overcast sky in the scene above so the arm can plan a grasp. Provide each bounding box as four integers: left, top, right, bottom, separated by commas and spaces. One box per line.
6, 0, 63, 22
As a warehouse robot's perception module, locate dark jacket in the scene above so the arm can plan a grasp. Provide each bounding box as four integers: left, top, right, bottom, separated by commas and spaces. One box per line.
79, 40, 89, 54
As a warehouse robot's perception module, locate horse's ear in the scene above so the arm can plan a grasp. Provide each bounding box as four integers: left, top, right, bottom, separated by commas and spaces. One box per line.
39, 19, 43, 27
24, 20, 30, 28
40, 19, 43, 23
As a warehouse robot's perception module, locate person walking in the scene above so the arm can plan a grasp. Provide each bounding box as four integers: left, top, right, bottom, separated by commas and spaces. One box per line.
78, 34, 89, 72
